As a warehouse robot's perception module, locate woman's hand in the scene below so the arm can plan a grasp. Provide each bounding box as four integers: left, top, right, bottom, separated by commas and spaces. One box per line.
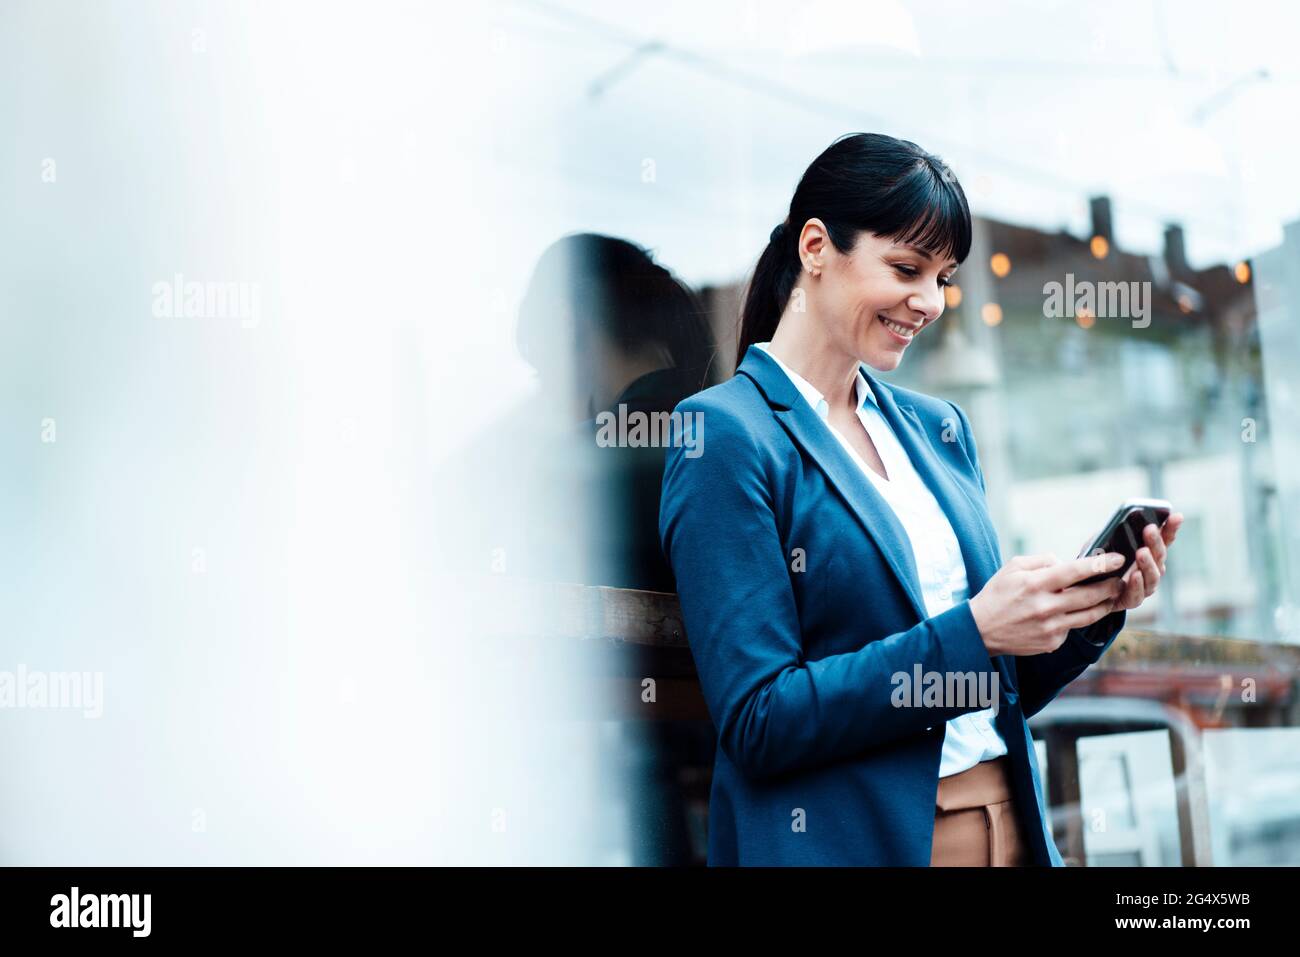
969, 553, 1128, 657
1101, 513, 1184, 613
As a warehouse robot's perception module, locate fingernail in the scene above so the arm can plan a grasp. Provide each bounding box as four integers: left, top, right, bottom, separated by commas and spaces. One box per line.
1108, 553, 1125, 569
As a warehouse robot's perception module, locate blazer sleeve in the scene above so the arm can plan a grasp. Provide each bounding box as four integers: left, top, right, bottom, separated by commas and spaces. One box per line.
659, 398, 1000, 784
948, 400, 1126, 720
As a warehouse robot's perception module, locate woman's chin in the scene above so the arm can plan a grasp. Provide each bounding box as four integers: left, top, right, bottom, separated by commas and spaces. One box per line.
861, 349, 902, 373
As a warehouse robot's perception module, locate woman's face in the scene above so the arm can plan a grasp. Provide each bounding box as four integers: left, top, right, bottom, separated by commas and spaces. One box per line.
809, 226, 958, 373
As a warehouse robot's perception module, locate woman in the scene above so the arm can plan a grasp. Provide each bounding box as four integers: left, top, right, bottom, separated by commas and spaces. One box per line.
658, 133, 1182, 866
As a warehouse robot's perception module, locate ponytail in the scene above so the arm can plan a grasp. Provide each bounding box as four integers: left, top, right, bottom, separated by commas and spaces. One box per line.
736, 222, 802, 370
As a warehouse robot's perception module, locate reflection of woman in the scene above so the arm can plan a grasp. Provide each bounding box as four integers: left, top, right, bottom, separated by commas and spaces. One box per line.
516, 234, 720, 864
659, 133, 1182, 866
516, 232, 718, 592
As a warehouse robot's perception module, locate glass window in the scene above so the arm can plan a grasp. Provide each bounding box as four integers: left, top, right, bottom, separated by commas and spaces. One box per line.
1203, 728, 1300, 865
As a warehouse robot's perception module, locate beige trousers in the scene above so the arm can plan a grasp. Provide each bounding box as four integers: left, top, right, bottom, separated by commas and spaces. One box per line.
930, 756, 1032, 866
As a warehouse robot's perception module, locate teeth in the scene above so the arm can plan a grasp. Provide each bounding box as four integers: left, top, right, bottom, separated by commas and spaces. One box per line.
879, 315, 914, 338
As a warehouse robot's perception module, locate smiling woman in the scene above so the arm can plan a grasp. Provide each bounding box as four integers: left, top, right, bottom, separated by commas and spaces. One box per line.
658, 132, 1177, 866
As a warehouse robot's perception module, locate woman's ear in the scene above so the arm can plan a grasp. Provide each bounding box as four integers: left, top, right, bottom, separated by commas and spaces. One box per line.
797, 218, 830, 276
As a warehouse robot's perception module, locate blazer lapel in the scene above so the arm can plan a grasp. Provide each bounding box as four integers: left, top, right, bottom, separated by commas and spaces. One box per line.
862, 364, 1018, 694
738, 346, 930, 622
862, 365, 1001, 597
737, 346, 1004, 632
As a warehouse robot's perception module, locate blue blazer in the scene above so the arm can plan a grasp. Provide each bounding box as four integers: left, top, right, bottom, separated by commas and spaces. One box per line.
659, 344, 1126, 866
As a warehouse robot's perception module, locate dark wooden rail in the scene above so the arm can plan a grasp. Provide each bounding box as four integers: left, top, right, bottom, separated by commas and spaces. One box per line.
472, 577, 1300, 719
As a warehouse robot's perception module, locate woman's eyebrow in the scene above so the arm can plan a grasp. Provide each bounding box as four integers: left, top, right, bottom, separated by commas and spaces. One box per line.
896, 243, 959, 269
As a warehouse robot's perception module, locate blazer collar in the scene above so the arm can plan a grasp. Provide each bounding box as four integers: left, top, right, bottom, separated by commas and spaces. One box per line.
736, 343, 1001, 624
753, 341, 877, 418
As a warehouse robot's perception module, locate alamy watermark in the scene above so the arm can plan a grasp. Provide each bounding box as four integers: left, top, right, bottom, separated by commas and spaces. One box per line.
0, 665, 103, 718
1043, 273, 1151, 328
50, 887, 150, 937
891, 665, 1000, 716
594, 405, 704, 458
152, 273, 261, 328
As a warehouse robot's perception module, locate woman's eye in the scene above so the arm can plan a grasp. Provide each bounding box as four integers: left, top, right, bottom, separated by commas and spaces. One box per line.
894, 262, 952, 287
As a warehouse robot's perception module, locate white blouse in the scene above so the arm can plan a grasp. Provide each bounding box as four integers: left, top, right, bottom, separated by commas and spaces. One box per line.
754, 342, 1007, 778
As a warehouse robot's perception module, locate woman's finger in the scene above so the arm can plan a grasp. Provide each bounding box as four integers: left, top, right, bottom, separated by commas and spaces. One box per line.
1122, 568, 1145, 609
1145, 524, 1167, 575
1136, 546, 1161, 598
1161, 512, 1184, 547
1109, 567, 1134, 611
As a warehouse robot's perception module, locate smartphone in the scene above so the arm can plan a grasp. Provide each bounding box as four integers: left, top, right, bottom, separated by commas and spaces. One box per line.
1074, 498, 1172, 586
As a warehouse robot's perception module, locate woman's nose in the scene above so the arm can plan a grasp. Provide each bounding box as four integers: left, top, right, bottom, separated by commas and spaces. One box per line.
908, 285, 944, 323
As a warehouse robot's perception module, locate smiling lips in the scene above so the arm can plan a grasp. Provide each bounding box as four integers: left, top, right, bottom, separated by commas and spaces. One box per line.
877, 313, 919, 340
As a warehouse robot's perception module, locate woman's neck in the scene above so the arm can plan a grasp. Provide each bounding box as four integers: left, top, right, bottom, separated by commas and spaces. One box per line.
767, 311, 860, 414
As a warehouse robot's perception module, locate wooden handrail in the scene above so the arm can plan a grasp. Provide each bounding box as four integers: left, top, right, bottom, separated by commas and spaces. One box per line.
476, 576, 1300, 669
469, 577, 1300, 725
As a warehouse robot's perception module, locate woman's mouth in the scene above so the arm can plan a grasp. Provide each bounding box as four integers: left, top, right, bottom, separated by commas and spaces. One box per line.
877, 314, 917, 344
